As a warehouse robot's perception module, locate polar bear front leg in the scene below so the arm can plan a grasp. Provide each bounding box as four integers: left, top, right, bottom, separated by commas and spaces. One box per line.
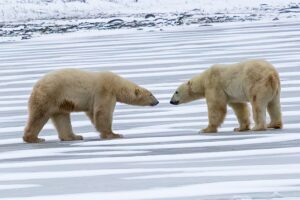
51, 113, 83, 141
93, 95, 122, 139
229, 102, 250, 132
202, 102, 227, 133
94, 109, 123, 139
88, 110, 121, 139
86, 111, 94, 125
202, 104, 227, 133
201, 90, 227, 133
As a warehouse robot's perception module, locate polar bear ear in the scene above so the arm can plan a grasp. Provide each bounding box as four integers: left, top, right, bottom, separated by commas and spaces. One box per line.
187, 81, 192, 86
135, 88, 141, 96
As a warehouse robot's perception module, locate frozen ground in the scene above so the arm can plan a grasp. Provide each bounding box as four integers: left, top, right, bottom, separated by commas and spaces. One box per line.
1, 0, 300, 41
1, 0, 300, 22
0, 19, 300, 199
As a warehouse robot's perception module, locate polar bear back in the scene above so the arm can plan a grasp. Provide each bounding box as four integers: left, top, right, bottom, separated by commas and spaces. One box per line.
32, 69, 119, 112
214, 59, 279, 103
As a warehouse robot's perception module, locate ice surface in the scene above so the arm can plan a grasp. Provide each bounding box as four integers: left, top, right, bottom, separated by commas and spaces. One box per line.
0, 11, 300, 200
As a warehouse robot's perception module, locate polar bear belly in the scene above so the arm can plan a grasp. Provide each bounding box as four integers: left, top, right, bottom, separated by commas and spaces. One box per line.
225, 80, 248, 103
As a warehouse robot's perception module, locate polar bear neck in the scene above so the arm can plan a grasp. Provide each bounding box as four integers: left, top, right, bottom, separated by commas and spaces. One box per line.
96, 72, 135, 104
189, 74, 205, 98
110, 75, 138, 104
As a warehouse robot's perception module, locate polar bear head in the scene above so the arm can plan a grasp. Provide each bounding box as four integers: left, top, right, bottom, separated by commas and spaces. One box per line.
117, 84, 159, 107
109, 73, 159, 107
132, 87, 159, 106
170, 77, 205, 105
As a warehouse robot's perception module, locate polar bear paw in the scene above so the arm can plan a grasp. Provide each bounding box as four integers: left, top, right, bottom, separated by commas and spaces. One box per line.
201, 126, 217, 133
23, 135, 46, 143
251, 126, 267, 131
267, 121, 282, 129
60, 134, 83, 141
234, 126, 250, 132
102, 133, 123, 139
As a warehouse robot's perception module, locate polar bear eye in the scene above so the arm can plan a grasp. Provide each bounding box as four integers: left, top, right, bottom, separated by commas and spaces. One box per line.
175, 91, 178, 94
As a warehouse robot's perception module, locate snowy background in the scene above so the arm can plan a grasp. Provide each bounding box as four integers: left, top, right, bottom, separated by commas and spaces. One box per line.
1, 0, 300, 22
1, 0, 300, 41
1, 0, 300, 200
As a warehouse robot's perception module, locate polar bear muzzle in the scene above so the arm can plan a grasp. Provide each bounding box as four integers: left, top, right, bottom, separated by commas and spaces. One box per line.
170, 91, 180, 105
170, 100, 179, 105
150, 95, 159, 106
151, 99, 159, 106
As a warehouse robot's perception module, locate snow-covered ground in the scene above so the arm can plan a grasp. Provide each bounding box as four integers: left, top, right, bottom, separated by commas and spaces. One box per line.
1, 0, 300, 199
1, 0, 300, 22
1, 18, 300, 199
1, 0, 300, 41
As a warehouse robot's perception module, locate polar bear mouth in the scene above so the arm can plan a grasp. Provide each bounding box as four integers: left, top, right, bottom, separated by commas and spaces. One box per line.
151, 100, 159, 106
170, 100, 179, 105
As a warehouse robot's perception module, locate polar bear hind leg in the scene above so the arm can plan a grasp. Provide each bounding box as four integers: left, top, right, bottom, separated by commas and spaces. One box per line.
229, 102, 251, 132
250, 93, 269, 131
267, 93, 282, 129
23, 109, 49, 143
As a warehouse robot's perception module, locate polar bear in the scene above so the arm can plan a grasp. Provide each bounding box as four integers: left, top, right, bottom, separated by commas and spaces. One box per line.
23, 69, 159, 143
170, 59, 282, 133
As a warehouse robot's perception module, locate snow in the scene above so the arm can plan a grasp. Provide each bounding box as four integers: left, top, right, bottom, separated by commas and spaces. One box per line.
1, 1, 300, 199
0, 0, 300, 22
1, 0, 300, 41
1, 179, 300, 200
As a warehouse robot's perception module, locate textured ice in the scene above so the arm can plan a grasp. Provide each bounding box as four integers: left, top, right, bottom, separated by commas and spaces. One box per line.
0, 11, 300, 200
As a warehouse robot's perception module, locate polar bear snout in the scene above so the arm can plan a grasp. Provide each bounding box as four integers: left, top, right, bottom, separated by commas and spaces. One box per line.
150, 97, 159, 106
170, 91, 180, 105
170, 94, 180, 105
150, 94, 159, 106
170, 100, 179, 105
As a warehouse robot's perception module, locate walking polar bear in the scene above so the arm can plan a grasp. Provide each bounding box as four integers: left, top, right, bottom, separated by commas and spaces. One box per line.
23, 69, 159, 143
170, 59, 282, 133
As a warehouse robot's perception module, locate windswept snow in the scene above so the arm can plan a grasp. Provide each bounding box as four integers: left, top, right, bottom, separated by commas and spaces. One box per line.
1, 0, 300, 41
1, 16, 300, 200
1, 0, 300, 22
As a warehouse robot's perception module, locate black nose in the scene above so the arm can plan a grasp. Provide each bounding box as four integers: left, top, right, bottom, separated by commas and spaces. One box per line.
170, 100, 179, 105
151, 100, 159, 106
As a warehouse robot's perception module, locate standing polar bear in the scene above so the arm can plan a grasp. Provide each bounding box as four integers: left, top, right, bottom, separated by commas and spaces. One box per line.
23, 69, 159, 143
170, 59, 282, 133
